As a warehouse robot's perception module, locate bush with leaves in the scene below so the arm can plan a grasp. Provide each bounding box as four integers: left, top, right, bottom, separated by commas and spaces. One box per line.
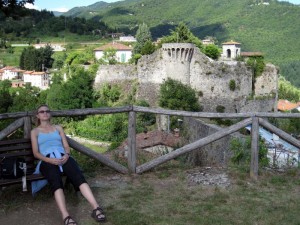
159, 77, 200, 112
230, 137, 269, 171
159, 22, 203, 51
203, 44, 221, 60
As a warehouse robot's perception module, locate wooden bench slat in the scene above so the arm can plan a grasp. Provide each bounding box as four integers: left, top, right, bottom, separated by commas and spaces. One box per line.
0, 174, 45, 186
0, 138, 31, 146
0, 143, 32, 152
0, 138, 46, 188
0, 150, 33, 158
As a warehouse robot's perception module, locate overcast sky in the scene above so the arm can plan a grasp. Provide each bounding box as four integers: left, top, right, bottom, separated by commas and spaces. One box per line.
26, 0, 300, 12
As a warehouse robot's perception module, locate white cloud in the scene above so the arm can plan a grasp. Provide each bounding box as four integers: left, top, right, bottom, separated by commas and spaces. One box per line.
24, 3, 68, 12
49, 7, 69, 12
25, 3, 39, 10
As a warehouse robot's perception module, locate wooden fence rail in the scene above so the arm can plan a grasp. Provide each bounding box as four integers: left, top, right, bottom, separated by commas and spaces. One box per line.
0, 106, 300, 179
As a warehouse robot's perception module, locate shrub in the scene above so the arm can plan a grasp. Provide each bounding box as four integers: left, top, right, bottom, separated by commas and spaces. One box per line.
229, 80, 236, 91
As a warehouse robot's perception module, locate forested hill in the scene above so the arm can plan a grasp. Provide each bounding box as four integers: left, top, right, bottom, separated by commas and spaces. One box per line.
64, 0, 300, 80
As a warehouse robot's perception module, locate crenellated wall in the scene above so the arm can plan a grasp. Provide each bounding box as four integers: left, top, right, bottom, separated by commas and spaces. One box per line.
94, 43, 278, 113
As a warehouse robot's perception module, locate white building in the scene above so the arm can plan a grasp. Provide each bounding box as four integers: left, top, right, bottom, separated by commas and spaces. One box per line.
119, 36, 137, 42
34, 43, 66, 51
23, 71, 49, 90
221, 41, 241, 60
94, 42, 133, 63
1, 66, 24, 80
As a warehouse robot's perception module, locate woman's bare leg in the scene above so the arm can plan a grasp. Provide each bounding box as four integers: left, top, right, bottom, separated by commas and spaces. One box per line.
54, 188, 74, 221
79, 183, 99, 209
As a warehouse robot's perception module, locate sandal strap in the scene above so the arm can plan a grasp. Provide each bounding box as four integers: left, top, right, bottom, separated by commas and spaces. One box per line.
92, 207, 106, 222
63, 216, 77, 225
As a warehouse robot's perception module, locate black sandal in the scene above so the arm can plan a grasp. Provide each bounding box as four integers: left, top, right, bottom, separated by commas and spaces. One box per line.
63, 216, 77, 225
91, 207, 106, 223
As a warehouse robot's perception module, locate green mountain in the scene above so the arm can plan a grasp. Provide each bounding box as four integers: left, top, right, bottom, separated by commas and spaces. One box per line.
64, 0, 300, 66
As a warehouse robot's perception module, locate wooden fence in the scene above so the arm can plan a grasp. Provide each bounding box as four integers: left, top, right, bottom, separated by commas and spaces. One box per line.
0, 105, 300, 179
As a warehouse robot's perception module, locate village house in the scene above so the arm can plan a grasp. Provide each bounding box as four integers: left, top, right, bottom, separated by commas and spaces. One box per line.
0, 68, 3, 80
34, 43, 66, 51
94, 42, 133, 63
0, 66, 49, 90
1, 66, 25, 80
277, 99, 300, 112
23, 71, 50, 90
119, 35, 137, 42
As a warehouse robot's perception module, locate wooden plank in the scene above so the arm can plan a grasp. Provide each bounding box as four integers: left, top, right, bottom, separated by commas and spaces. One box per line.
133, 106, 300, 119
0, 151, 33, 158
0, 143, 32, 152
250, 117, 259, 180
136, 118, 252, 174
128, 111, 136, 173
259, 118, 300, 149
0, 174, 45, 187
23, 116, 32, 139
0, 138, 31, 146
67, 137, 128, 174
0, 118, 24, 141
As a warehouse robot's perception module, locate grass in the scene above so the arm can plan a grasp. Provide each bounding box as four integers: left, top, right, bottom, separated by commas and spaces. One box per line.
2, 157, 300, 224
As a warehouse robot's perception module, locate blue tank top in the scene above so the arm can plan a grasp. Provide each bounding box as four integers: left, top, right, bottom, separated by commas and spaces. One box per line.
37, 129, 65, 157
36, 129, 66, 174
32, 129, 67, 195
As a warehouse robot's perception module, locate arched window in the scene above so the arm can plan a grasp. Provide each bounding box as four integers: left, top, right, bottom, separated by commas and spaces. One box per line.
227, 49, 231, 58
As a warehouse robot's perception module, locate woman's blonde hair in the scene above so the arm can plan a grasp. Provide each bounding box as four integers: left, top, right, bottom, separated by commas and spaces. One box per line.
35, 104, 50, 126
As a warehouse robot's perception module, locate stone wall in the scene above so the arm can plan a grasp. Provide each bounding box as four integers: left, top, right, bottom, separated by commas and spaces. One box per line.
94, 43, 278, 113
183, 117, 245, 166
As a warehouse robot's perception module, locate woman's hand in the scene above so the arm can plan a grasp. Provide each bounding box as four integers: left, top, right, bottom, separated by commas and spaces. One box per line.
46, 155, 69, 166
47, 157, 64, 166
60, 154, 69, 165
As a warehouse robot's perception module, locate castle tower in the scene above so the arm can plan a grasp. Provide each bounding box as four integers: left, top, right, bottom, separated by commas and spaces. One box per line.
162, 43, 195, 84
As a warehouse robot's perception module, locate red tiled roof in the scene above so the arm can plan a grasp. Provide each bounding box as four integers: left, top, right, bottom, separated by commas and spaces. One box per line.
222, 41, 241, 45
278, 99, 299, 111
241, 52, 263, 57
94, 42, 132, 51
23, 71, 46, 75
117, 130, 182, 151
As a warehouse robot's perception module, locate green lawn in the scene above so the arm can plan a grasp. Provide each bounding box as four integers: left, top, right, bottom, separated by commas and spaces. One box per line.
1, 162, 300, 225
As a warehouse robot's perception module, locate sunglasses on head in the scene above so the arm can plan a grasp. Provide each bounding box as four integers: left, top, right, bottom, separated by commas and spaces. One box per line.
38, 110, 50, 114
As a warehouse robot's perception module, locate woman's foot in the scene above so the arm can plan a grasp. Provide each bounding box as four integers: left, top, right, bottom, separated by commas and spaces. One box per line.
91, 207, 106, 223
63, 216, 77, 225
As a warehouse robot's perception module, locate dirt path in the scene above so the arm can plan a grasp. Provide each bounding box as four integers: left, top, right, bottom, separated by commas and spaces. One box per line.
0, 168, 124, 225
0, 167, 230, 225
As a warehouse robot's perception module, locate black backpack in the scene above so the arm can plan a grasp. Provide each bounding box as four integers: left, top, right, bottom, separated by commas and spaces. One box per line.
0, 157, 25, 179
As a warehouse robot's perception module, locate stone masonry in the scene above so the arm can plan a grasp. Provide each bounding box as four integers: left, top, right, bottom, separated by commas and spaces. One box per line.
94, 43, 278, 113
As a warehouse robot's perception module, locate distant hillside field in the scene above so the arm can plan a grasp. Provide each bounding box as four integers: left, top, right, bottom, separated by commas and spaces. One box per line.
64, 0, 300, 86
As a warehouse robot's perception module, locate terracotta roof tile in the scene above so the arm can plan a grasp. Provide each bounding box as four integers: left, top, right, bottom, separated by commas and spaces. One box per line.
94, 42, 132, 51
222, 41, 241, 45
278, 99, 299, 111
241, 52, 263, 57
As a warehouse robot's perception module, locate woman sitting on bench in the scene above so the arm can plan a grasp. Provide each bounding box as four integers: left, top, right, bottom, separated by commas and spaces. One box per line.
31, 104, 106, 225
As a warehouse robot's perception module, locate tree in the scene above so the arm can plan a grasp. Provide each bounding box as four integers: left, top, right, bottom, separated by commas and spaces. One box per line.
19, 45, 54, 71
160, 22, 203, 50
0, 0, 35, 16
0, 80, 13, 113
203, 44, 221, 60
133, 23, 153, 55
47, 66, 95, 110
8, 83, 40, 112
159, 78, 200, 112
102, 48, 117, 65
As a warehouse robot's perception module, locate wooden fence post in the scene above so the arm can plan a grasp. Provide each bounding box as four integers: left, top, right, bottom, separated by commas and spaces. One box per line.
128, 110, 136, 173
23, 116, 32, 139
250, 116, 259, 180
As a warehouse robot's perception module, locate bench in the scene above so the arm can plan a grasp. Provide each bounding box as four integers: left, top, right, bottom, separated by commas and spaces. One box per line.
0, 138, 44, 189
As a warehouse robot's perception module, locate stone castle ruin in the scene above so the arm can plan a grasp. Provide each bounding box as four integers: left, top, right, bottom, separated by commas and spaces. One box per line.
95, 43, 278, 113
